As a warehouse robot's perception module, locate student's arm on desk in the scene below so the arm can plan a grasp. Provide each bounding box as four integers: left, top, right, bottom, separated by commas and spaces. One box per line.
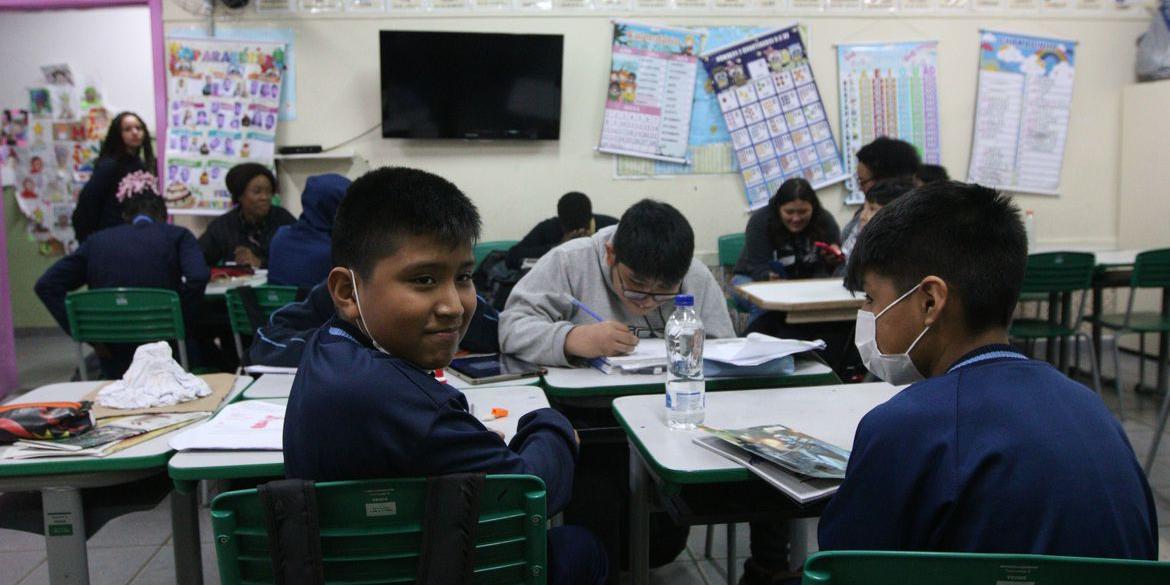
817, 403, 945, 551
498, 253, 578, 367
418, 403, 579, 514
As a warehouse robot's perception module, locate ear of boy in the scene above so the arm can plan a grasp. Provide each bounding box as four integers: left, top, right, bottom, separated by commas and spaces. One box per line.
908, 276, 1010, 378
327, 266, 361, 324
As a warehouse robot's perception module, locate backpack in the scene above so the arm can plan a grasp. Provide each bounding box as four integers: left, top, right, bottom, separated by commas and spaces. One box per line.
471, 250, 523, 311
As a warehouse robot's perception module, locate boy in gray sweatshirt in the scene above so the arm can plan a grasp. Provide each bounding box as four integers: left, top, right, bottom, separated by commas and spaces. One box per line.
499, 199, 734, 365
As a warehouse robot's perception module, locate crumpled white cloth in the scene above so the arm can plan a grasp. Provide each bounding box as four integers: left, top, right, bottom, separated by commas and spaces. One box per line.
96, 342, 211, 409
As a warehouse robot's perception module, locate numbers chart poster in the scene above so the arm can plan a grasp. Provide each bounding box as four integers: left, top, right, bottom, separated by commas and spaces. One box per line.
968, 31, 1076, 196
837, 42, 940, 205
164, 38, 285, 214
700, 26, 847, 211
599, 22, 703, 164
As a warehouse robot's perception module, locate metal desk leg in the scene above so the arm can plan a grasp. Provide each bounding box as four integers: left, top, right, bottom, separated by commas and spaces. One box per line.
1145, 292, 1170, 473
1093, 283, 1104, 378
726, 524, 737, 585
628, 443, 651, 585
789, 518, 814, 572
172, 484, 204, 585
43, 487, 89, 585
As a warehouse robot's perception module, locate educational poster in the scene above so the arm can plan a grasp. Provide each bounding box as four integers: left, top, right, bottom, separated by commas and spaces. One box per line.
169, 27, 298, 121
598, 22, 703, 164
700, 26, 847, 210
837, 41, 940, 204
968, 30, 1076, 196
615, 26, 770, 178
164, 38, 285, 213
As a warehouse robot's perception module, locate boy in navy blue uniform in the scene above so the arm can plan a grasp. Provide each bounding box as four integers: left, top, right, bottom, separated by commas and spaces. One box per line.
818, 182, 1157, 559
36, 188, 208, 378
282, 167, 607, 584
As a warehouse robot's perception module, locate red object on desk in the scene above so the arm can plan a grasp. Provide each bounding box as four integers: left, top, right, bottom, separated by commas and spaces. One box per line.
210, 265, 255, 280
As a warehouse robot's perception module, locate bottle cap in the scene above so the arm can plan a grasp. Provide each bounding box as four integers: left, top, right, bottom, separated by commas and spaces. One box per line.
674, 294, 694, 307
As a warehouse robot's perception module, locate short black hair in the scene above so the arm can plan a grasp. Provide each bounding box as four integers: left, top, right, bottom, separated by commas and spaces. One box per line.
845, 182, 1026, 332
225, 163, 276, 205
332, 167, 482, 279
855, 137, 922, 180
557, 191, 592, 231
613, 199, 694, 285
915, 164, 950, 185
122, 193, 167, 222
866, 178, 914, 206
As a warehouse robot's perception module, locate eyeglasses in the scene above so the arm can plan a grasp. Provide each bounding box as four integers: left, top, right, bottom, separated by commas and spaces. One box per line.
615, 268, 680, 303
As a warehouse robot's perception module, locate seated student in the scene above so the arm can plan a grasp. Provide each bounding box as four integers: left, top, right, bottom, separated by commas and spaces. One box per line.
282, 167, 606, 584
505, 191, 618, 270
732, 178, 842, 286
839, 178, 913, 260
249, 281, 502, 368
840, 137, 923, 246
267, 173, 351, 288
198, 163, 295, 269
913, 163, 949, 187
818, 182, 1157, 559
500, 198, 734, 365
35, 175, 209, 378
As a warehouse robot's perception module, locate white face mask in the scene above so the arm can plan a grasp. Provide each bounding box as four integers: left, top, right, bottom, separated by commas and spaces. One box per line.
349, 269, 391, 356
855, 283, 930, 385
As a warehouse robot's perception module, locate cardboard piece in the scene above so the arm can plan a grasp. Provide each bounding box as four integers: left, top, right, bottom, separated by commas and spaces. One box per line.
85, 373, 237, 420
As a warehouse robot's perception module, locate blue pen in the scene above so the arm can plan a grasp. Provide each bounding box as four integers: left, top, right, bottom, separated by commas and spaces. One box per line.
570, 298, 606, 323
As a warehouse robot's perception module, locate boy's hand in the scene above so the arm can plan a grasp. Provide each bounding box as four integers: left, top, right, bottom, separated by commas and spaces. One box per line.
565, 321, 639, 359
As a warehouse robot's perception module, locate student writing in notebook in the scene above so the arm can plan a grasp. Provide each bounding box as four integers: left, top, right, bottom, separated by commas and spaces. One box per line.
818, 182, 1157, 559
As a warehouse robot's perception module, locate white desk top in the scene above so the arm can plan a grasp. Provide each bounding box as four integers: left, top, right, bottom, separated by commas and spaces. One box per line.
543, 356, 832, 390
168, 385, 549, 478
205, 273, 268, 297
0, 377, 252, 475
613, 382, 901, 476
239, 371, 541, 400
1030, 246, 1140, 266
736, 278, 863, 312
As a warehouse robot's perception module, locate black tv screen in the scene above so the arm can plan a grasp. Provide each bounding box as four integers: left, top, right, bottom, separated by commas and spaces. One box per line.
380, 31, 563, 140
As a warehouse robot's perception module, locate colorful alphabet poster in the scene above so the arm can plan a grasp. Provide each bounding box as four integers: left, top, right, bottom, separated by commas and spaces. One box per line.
164, 37, 285, 213
968, 31, 1076, 196
837, 41, 940, 204
599, 21, 703, 164
700, 25, 846, 210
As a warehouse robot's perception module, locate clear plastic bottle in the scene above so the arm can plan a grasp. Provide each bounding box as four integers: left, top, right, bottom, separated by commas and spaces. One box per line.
1024, 209, 1036, 251
665, 294, 705, 429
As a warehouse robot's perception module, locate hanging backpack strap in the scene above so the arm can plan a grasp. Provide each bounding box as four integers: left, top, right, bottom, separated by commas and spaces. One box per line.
236, 286, 269, 331
417, 473, 486, 585
257, 479, 325, 585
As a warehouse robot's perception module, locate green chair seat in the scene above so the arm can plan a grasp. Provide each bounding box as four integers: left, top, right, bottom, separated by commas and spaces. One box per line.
1090, 312, 1170, 334
802, 550, 1170, 585
1009, 318, 1080, 340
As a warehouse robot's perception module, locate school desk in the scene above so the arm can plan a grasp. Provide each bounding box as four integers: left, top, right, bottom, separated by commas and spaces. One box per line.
0, 377, 251, 585
167, 385, 550, 585
613, 382, 901, 585
735, 278, 863, 324
203, 272, 267, 298
237, 370, 541, 400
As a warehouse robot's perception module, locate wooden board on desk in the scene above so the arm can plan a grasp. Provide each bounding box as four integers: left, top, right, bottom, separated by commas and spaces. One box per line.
736, 278, 862, 317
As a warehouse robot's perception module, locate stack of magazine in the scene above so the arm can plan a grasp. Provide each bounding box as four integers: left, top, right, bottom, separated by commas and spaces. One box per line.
3, 412, 208, 459
694, 424, 850, 504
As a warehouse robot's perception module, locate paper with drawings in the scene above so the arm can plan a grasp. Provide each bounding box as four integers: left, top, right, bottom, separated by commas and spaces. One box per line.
169, 400, 285, 451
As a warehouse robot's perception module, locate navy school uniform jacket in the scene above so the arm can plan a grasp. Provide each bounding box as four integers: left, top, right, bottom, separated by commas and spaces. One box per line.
282, 316, 578, 513
248, 282, 501, 367
267, 174, 350, 289
35, 216, 210, 333
818, 345, 1158, 560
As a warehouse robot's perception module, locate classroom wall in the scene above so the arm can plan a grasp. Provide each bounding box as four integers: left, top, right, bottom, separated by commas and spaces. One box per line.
1, 5, 155, 329
163, 5, 1148, 263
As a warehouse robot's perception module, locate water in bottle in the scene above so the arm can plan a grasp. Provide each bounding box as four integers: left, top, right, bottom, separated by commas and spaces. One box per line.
666, 294, 705, 429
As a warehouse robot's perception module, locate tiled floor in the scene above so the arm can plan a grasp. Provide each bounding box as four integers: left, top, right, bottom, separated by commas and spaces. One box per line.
2, 331, 1170, 584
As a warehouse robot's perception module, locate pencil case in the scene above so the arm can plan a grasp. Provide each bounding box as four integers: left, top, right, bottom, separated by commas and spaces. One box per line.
0, 401, 94, 444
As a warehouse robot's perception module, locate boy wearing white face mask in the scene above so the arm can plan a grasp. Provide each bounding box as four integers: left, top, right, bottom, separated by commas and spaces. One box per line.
817, 182, 1157, 559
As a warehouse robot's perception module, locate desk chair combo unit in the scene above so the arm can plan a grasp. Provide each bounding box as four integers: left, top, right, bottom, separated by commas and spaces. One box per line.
65, 288, 189, 380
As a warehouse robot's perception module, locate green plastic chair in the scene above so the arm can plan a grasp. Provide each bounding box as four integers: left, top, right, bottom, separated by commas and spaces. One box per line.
211, 475, 548, 584
717, 233, 746, 270
474, 240, 520, 269
802, 550, 1170, 584
1009, 252, 1102, 397
224, 285, 300, 360
718, 233, 749, 335
1089, 248, 1170, 472
65, 288, 188, 381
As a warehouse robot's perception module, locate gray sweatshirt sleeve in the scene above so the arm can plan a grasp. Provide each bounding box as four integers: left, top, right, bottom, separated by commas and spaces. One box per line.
498, 251, 579, 367
692, 262, 736, 339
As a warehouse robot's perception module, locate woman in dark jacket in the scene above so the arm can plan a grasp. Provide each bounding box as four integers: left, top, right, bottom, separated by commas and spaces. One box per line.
733, 177, 842, 282
72, 112, 156, 242
198, 163, 295, 268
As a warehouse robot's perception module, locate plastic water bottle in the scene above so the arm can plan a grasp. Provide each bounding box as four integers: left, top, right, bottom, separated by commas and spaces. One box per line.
666, 294, 705, 429
1024, 209, 1036, 251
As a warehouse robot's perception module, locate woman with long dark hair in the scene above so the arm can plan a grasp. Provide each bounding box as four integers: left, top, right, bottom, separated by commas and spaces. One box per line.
733, 177, 842, 282
72, 111, 156, 242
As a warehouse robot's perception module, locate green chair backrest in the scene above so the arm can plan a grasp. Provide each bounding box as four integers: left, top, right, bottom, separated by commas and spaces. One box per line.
718, 233, 746, 267
65, 288, 185, 344
1019, 252, 1096, 295
474, 240, 520, 269
802, 550, 1170, 585
211, 475, 548, 585
1131, 248, 1170, 289
224, 285, 300, 336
